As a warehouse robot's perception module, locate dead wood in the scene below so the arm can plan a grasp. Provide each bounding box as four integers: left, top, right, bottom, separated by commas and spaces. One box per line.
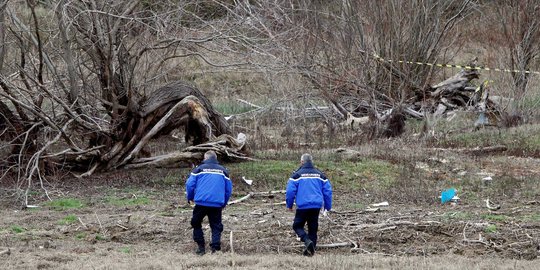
230, 231, 235, 259
466, 145, 508, 155
290, 242, 353, 249
251, 190, 286, 196
138, 81, 230, 138
227, 190, 287, 205
228, 193, 252, 205
332, 208, 382, 215
332, 60, 510, 137
485, 199, 501, 211
124, 134, 250, 169
461, 222, 492, 247
348, 220, 440, 230
54, 81, 244, 174
1, 78, 245, 180
430, 68, 480, 99
0, 248, 10, 256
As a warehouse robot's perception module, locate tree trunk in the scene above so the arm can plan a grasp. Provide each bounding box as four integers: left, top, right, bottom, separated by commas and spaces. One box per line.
54, 81, 239, 174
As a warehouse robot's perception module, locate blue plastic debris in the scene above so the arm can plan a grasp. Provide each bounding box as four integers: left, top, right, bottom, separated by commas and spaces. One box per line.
474, 112, 489, 128
441, 188, 457, 204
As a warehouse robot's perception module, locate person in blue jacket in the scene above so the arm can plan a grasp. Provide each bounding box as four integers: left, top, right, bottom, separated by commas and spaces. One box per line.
185, 150, 232, 255
286, 153, 332, 256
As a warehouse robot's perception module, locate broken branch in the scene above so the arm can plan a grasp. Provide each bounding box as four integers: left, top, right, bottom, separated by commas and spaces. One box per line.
290, 242, 353, 249
228, 193, 252, 205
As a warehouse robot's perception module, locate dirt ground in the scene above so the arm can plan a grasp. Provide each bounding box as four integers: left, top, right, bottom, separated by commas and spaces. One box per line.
1, 153, 540, 269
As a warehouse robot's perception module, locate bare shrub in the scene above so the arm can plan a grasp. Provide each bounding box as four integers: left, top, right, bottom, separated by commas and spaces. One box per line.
495, 0, 540, 100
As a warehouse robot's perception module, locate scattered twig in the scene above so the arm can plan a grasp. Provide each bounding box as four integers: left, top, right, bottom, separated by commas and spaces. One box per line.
94, 213, 103, 230
350, 248, 395, 256
378, 226, 397, 232
462, 222, 490, 246
466, 145, 508, 155
227, 190, 287, 205
74, 163, 99, 178
348, 220, 417, 229
230, 231, 235, 254
251, 190, 286, 196
290, 242, 353, 249
385, 215, 413, 223
228, 193, 252, 205
507, 241, 532, 247
116, 223, 128, 230
331, 208, 382, 216
323, 210, 336, 224
230, 231, 235, 267
340, 234, 358, 252
236, 98, 262, 109
78, 217, 87, 229
0, 248, 10, 256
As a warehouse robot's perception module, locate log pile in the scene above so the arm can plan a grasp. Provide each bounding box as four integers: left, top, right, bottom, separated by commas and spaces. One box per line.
412, 67, 504, 121
335, 62, 509, 135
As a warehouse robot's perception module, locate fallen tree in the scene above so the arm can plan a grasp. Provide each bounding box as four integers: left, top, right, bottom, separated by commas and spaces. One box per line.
0, 80, 249, 185
325, 62, 509, 137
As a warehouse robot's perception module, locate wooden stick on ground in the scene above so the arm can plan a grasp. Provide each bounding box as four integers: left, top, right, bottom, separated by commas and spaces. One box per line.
236, 98, 262, 109
94, 213, 103, 229
230, 231, 235, 267
252, 190, 286, 196
230, 231, 234, 254
228, 193, 252, 205
227, 190, 287, 205
0, 248, 11, 256
78, 217, 88, 229
116, 223, 128, 230
290, 242, 353, 249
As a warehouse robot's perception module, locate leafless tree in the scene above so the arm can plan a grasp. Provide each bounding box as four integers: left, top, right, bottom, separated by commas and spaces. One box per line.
0, 0, 259, 204
496, 0, 540, 100
291, 0, 475, 113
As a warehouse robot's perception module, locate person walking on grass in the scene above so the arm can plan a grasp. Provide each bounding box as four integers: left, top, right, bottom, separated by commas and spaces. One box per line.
186, 150, 232, 255
286, 153, 333, 256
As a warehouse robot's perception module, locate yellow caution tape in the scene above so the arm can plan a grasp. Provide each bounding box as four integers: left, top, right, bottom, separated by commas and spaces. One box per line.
474, 80, 492, 92
372, 54, 540, 75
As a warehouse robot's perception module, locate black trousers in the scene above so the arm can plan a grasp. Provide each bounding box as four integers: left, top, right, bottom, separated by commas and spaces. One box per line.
191, 205, 223, 250
292, 208, 320, 247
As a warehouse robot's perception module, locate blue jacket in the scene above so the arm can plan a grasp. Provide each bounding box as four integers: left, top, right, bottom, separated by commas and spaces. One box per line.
185, 157, 232, 208
286, 162, 332, 210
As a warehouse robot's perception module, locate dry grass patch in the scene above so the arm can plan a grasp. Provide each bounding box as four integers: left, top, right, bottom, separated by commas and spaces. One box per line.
3, 252, 539, 270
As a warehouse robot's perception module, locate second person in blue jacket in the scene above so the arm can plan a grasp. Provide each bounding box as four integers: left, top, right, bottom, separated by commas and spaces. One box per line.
286, 153, 332, 256
186, 150, 232, 255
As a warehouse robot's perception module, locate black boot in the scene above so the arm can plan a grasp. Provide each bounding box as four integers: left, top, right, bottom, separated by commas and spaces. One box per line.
211, 245, 221, 254
195, 242, 205, 256
303, 239, 315, 256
